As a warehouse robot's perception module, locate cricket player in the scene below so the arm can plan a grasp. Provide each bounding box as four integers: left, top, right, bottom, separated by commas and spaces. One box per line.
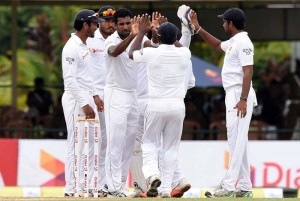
61, 9, 104, 197
129, 16, 192, 198
103, 9, 157, 197
86, 5, 116, 197
130, 9, 194, 197
189, 8, 257, 198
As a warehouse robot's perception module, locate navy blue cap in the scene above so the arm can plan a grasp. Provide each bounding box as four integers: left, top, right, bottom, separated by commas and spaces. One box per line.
75, 9, 104, 23
157, 22, 178, 44
217, 8, 246, 23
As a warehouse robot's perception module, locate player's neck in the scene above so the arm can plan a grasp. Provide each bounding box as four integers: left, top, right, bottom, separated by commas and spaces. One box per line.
74, 31, 88, 44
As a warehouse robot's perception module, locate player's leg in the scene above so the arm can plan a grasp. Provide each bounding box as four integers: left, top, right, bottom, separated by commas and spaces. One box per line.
142, 108, 164, 197
217, 89, 254, 196
104, 87, 130, 195
62, 92, 76, 196
160, 108, 185, 197
98, 111, 108, 196
171, 160, 191, 197
130, 99, 147, 194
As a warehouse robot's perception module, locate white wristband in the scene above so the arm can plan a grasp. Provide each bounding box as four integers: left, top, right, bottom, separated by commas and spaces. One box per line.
151, 39, 159, 48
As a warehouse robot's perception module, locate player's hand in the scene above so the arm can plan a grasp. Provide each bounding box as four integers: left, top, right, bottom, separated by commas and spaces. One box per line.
131, 15, 140, 36
189, 10, 200, 31
82, 104, 95, 119
151, 12, 160, 32
93, 95, 104, 112
138, 14, 152, 35
234, 100, 247, 118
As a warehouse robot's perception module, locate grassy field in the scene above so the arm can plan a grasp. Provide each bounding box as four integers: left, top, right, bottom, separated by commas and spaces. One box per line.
1, 198, 300, 201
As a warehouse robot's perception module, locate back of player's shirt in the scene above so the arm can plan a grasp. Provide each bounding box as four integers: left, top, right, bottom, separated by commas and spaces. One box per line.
133, 44, 191, 99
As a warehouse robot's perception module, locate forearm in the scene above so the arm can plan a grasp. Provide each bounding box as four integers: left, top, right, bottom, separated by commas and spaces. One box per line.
109, 33, 136, 57
241, 67, 253, 99
129, 33, 144, 59
194, 26, 222, 52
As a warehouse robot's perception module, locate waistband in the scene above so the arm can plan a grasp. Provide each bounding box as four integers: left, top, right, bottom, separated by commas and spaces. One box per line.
224, 85, 242, 93
105, 85, 136, 93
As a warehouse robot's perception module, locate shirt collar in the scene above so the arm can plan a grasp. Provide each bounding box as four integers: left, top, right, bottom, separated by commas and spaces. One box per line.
158, 44, 176, 49
94, 29, 105, 40
230, 31, 248, 41
71, 33, 85, 45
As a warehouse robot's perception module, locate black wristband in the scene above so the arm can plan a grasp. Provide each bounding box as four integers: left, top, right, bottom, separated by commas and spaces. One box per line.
240, 96, 247, 102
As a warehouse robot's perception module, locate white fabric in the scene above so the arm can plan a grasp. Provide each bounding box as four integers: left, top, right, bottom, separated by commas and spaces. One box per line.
222, 86, 256, 191
133, 44, 191, 99
142, 99, 185, 192
62, 34, 96, 107
86, 30, 106, 98
136, 64, 148, 99
104, 31, 148, 91
220, 32, 254, 91
133, 44, 191, 192
62, 91, 99, 193
86, 30, 108, 189
104, 86, 139, 191
97, 111, 107, 189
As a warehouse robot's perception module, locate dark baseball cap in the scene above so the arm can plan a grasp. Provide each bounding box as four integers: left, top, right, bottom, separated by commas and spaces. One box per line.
217, 8, 246, 23
98, 6, 116, 19
157, 22, 178, 44
75, 9, 104, 23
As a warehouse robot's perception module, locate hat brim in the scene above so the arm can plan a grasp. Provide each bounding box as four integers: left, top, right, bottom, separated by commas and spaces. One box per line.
217, 14, 225, 19
99, 16, 114, 20
90, 18, 105, 23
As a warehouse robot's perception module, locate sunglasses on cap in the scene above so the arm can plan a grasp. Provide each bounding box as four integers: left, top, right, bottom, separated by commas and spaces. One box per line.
100, 8, 115, 17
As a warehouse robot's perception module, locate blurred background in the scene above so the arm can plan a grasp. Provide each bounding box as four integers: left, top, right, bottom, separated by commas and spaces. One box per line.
0, 0, 300, 198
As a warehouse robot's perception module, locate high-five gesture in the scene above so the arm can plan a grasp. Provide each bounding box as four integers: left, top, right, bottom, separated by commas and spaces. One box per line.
131, 15, 140, 36
189, 10, 201, 32
138, 14, 152, 35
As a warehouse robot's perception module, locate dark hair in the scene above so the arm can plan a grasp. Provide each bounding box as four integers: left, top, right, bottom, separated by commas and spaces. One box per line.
73, 20, 93, 31
229, 20, 245, 30
113, 8, 133, 24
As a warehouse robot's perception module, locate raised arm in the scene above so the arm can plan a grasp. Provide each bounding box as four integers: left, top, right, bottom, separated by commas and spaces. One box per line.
129, 14, 152, 59
189, 10, 223, 52
107, 16, 139, 57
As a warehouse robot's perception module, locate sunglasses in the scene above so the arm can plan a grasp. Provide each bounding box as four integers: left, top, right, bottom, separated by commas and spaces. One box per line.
100, 9, 115, 17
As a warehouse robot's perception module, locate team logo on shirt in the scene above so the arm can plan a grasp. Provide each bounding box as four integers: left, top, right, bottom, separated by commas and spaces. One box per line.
66, 57, 74, 64
81, 52, 89, 60
89, 48, 104, 53
242, 48, 253, 55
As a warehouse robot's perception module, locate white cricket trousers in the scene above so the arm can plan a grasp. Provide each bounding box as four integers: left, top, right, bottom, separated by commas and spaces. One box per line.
130, 98, 148, 191
222, 86, 256, 191
62, 91, 99, 194
142, 98, 185, 193
104, 86, 139, 192
97, 111, 107, 189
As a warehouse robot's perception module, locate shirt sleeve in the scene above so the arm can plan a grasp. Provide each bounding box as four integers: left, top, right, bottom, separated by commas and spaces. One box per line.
238, 41, 254, 66
133, 47, 152, 63
220, 40, 230, 52
104, 35, 116, 57
62, 46, 89, 107
186, 60, 195, 90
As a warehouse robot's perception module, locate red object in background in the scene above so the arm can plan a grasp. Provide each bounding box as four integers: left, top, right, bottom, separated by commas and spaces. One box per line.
0, 139, 18, 185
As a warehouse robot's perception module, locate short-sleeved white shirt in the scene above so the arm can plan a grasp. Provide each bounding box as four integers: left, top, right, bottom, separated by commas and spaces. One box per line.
87, 30, 106, 98
220, 32, 254, 91
62, 34, 95, 107
133, 44, 191, 99
104, 31, 148, 91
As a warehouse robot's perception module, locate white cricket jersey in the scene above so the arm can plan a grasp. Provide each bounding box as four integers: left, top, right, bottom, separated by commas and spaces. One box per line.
87, 30, 106, 98
104, 31, 148, 91
62, 34, 95, 107
133, 44, 191, 99
221, 32, 254, 91
137, 64, 148, 99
